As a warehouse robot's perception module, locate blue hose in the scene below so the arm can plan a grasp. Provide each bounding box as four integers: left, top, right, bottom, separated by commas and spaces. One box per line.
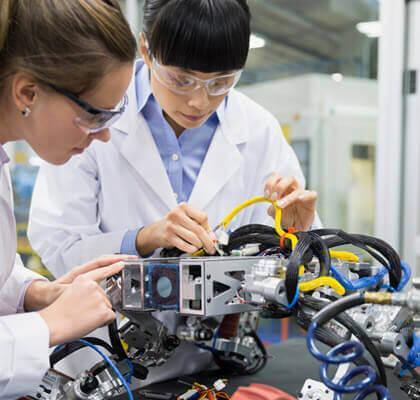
306, 322, 391, 400
397, 261, 411, 291
330, 261, 411, 292
330, 265, 388, 291
286, 285, 300, 309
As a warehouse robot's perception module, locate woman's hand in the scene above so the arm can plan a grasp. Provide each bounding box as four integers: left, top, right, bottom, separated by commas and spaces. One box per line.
24, 255, 131, 311
38, 273, 121, 346
136, 203, 216, 255
264, 172, 317, 231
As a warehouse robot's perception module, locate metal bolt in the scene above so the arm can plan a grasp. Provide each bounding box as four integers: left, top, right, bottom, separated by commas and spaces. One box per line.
207, 298, 211, 303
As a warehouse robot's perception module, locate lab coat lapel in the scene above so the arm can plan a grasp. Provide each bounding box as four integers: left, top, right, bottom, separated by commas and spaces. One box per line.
120, 114, 177, 211
113, 78, 177, 211
189, 99, 246, 210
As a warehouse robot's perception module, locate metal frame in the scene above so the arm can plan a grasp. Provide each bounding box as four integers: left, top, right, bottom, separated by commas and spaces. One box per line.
375, 0, 406, 251
179, 257, 262, 316
118, 257, 271, 316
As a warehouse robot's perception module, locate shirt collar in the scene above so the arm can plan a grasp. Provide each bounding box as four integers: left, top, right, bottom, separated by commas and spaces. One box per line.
134, 59, 227, 123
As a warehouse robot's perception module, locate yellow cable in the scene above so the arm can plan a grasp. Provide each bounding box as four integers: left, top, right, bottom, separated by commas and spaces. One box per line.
192, 249, 206, 257
191, 195, 347, 298
219, 196, 285, 236
299, 276, 345, 296
329, 250, 359, 262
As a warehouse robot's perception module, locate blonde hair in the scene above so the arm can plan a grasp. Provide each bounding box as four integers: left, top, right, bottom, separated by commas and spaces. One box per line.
0, 0, 137, 94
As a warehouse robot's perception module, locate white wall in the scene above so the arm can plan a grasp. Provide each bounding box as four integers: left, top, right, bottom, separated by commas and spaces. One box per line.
239, 74, 377, 231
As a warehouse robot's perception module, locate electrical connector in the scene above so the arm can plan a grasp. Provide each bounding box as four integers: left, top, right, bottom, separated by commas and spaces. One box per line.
213, 379, 227, 392
216, 230, 230, 245
179, 388, 200, 400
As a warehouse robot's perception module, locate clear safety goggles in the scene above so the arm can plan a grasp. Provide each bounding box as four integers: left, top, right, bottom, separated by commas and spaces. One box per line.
49, 84, 128, 134
151, 58, 243, 97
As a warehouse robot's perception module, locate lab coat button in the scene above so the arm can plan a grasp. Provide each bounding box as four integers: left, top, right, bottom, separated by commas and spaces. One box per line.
172, 153, 179, 161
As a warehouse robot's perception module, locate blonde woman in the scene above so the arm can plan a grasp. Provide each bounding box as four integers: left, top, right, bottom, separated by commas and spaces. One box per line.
0, 1, 136, 397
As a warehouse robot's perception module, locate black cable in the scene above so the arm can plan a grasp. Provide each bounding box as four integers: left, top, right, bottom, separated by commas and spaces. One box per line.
285, 232, 326, 303
224, 233, 280, 253
246, 330, 268, 374
50, 337, 115, 367
229, 224, 277, 238
108, 320, 129, 361
312, 229, 402, 289
213, 330, 268, 376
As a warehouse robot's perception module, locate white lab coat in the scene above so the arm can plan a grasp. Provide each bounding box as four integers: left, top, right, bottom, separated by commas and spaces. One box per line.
0, 157, 50, 399
28, 63, 319, 384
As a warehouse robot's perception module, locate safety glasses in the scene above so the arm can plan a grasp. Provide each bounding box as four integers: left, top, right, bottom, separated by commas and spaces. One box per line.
151, 58, 242, 97
49, 84, 128, 133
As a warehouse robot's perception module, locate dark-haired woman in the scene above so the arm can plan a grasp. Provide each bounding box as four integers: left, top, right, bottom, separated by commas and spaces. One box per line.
29, 0, 320, 385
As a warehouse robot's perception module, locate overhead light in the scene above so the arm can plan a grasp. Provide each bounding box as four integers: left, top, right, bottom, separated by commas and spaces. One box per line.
356, 21, 381, 38
250, 33, 266, 49
331, 73, 343, 83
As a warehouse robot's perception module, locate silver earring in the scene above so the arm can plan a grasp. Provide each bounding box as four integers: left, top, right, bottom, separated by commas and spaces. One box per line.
21, 106, 31, 118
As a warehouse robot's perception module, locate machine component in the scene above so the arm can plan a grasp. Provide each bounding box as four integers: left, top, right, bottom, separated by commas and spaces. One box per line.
115, 313, 180, 368
144, 263, 179, 310
112, 258, 180, 312
298, 379, 334, 400
31, 360, 131, 400
401, 379, 420, 400
29, 194, 420, 400
31, 369, 72, 400
212, 330, 267, 375
177, 316, 214, 342
243, 258, 288, 305
391, 290, 420, 312
110, 256, 281, 316
179, 257, 272, 316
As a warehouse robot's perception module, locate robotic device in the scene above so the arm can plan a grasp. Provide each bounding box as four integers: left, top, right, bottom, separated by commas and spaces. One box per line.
30, 196, 420, 400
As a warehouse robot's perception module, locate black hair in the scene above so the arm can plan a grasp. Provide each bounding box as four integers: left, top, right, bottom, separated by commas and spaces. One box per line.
143, 0, 250, 73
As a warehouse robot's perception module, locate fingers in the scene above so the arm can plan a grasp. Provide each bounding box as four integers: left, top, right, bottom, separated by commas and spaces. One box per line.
44, 273, 117, 345
265, 173, 300, 202
82, 254, 134, 271
83, 262, 124, 283
267, 204, 275, 218
167, 203, 215, 254
277, 189, 317, 209
98, 308, 116, 327
74, 275, 113, 309
264, 172, 281, 200
60, 254, 135, 284
171, 236, 199, 254
183, 204, 212, 232
183, 204, 215, 253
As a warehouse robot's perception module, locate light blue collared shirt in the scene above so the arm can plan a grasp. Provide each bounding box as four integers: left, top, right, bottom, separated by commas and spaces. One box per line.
121, 61, 221, 255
